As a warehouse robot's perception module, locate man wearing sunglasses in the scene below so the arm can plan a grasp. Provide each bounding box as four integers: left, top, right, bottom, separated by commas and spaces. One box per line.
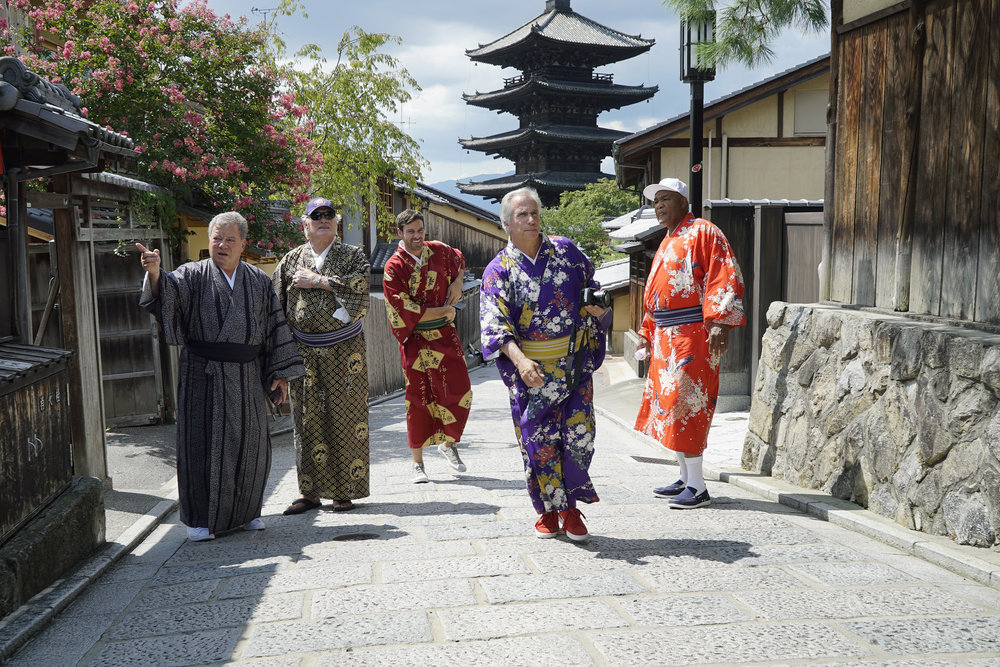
273, 197, 372, 515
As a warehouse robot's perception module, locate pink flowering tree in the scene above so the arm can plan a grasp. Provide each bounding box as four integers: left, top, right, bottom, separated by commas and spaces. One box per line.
8, 0, 321, 252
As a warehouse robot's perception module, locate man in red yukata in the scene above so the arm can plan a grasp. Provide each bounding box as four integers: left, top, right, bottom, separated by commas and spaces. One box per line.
383, 209, 473, 483
633, 177, 746, 509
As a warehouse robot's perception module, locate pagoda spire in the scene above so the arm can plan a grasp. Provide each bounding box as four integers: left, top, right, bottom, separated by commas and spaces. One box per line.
459, 4, 656, 206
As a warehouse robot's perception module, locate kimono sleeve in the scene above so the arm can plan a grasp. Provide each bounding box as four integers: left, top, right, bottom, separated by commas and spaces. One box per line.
139, 264, 194, 346
271, 254, 290, 319
333, 245, 371, 321
479, 255, 518, 361
698, 224, 746, 328
382, 253, 423, 344
261, 273, 305, 384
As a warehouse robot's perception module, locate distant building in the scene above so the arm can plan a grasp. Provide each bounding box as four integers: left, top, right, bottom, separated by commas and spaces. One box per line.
459, 0, 656, 206
614, 54, 830, 203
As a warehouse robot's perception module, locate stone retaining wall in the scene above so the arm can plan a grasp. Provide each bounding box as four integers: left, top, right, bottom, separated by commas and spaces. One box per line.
743, 302, 1000, 548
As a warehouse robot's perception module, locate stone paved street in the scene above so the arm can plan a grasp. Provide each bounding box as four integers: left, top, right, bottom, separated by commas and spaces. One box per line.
6, 363, 1000, 665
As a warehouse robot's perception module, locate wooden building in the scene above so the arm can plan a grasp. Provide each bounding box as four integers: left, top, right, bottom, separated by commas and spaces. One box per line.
614, 54, 830, 203
0, 56, 140, 618
743, 0, 1000, 548
459, 0, 656, 206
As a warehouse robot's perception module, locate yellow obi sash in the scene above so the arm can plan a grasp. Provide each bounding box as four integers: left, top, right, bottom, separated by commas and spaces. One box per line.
520, 331, 585, 361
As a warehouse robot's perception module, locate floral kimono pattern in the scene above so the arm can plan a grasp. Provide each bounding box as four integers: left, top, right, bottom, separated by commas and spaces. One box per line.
383, 240, 472, 448
481, 235, 608, 514
633, 213, 745, 455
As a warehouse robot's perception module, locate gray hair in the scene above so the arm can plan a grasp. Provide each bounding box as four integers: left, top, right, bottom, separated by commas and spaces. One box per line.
499, 187, 542, 232
208, 211, 249, 240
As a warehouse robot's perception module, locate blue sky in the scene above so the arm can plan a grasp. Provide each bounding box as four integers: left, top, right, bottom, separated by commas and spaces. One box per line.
211, 0, 828, 186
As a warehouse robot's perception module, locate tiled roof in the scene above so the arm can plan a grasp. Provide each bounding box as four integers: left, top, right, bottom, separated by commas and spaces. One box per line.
0, 56, 135, 156
461, 124, 627, 151
593, 257, 630, 291
458, 170, 610, 199
468, 6, 653, 59
405, 180, 502, 227
465, 77, 656, 109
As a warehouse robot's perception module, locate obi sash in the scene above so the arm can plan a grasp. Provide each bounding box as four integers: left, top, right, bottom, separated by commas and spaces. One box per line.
291, 320, 363, 347
520, 331, 585, 361
652, 305, 704, 328
415, 317, 451, 330
186, 340, 261, 363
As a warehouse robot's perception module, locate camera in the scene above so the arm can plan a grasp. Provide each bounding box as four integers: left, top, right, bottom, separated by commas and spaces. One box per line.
581, 287, 612, 309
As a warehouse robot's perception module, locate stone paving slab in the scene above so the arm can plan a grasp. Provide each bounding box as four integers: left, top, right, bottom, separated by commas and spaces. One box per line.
588, 622, 873, 663
380, 554, 530, 582
436, 598, 628, 641
843, 616, 1000, 656
107, 592, 304, 640
240, 611, 432, 656
91, 627, 243, 666
310, 634, 595, 666
477, 571, 649, 604
311, 579, 477, 616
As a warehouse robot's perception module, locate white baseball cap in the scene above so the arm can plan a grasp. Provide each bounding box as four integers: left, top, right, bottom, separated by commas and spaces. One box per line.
642, 177, 689, 203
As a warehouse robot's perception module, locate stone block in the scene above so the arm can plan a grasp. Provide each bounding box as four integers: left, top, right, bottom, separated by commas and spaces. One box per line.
795, 348, 824, 386
889, 325, 923, 381
947, 381, 997, 442
242, 611, 432, 656
748, 393, 776, 442
874, 321, 899, 364
0, 476, 104, 620
921, 328, 950, 368
765, 300, 788, 328
836, 358, 868, 399
808, 309, 841, 348
734, 586, 981, 620
759, 329, 792, 371
981, 345, 1000, 395
949, 336, 984, 379
941, 488, 995, 547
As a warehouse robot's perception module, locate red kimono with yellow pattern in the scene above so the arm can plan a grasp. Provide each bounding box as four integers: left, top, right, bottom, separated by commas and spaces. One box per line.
383, 240, 472, 449
634, 213, 745, 455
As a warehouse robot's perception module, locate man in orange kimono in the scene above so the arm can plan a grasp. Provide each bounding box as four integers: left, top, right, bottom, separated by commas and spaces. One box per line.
383, 209, 472, 483
633, 178, 745, 509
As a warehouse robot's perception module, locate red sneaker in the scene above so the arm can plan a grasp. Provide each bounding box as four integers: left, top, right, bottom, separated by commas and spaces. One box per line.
534, 511, 559, 538
559, 508, 588, 542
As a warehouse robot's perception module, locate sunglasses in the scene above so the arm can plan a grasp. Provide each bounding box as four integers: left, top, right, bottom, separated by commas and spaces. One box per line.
310, 210, 336, 220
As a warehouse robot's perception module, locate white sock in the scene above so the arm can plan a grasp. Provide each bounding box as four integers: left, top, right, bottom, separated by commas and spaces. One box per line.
675, 452, 688, 484
685, 455, 706, 494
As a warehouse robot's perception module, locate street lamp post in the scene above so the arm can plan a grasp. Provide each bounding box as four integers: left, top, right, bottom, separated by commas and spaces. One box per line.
680, 12, 716, 217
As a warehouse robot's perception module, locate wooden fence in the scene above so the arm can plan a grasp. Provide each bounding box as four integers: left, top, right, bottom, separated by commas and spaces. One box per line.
365, 282, 482, 399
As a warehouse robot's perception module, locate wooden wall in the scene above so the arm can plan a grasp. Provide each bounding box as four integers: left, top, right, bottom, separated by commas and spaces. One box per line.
832, 0, 1000, 323
424, 211, 507, 278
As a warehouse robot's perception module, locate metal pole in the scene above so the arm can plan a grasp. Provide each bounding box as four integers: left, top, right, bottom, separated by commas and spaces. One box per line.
689, 81, 705, 217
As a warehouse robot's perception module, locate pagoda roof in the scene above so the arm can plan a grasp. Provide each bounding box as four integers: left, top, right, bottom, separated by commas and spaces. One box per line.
464, 76, 656, 111
461, 124, 627, 153
458, 170, 609, 200
467, 2, 654, 68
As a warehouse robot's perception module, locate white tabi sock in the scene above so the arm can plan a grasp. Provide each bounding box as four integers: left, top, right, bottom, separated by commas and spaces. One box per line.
685, 455, 706, 494
675, 452, 689, 484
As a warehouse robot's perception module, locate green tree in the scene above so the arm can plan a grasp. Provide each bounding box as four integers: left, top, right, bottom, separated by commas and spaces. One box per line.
542, 179, 639, 265
269, 1, 425, 236
665, 0, 828, 67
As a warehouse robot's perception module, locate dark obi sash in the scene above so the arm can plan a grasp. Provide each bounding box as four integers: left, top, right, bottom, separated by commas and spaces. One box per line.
186, 340, 262, 362
291, 320, 363, 347
652, 305, 704, 328
414, 318, 451, 331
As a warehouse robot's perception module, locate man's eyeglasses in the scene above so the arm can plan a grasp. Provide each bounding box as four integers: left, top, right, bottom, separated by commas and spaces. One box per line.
310, 210, 336, 220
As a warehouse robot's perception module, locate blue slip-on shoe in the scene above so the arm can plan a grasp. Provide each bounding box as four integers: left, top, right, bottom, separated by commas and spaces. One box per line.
653, 479, 687, 498
668, 486, 711, 509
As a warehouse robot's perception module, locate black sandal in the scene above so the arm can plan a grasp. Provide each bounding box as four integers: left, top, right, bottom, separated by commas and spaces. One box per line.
283, 498, 322, 515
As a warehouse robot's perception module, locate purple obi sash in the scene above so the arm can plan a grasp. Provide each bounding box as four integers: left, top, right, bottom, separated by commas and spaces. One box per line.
291, 320, 363, 347
652, 305, 704, 328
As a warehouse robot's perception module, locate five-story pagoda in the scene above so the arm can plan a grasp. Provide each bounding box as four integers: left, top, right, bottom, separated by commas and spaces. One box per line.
459, 0, 656, 206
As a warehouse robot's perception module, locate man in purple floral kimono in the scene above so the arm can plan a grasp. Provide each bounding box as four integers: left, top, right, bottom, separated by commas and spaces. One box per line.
480, 187, 610, 542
